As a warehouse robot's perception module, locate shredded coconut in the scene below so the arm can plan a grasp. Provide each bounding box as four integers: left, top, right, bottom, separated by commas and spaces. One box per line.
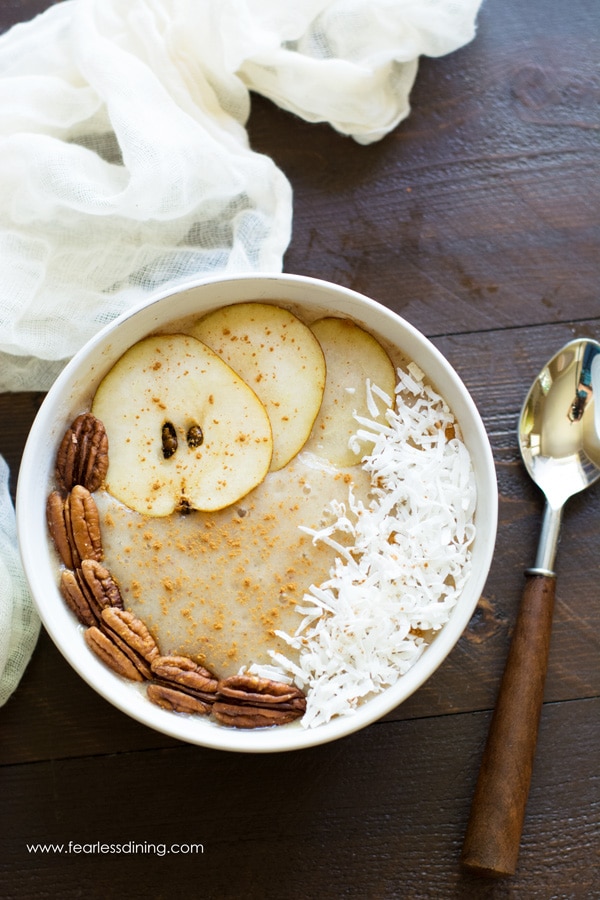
251, 364, 477, 728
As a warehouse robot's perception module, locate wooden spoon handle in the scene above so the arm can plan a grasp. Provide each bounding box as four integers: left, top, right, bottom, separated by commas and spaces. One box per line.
461, 572, 556, 877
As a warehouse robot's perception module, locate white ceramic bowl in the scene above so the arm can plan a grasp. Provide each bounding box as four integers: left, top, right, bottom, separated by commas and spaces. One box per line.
17, 273, 497, 753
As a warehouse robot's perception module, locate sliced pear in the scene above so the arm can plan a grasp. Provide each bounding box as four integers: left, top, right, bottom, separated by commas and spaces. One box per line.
91, 333, 273, 515
188, 302, 326, 471
305, 317, 397, 466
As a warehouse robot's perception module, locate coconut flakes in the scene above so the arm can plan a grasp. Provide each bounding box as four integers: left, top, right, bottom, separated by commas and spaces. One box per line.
254, 363, 477, 728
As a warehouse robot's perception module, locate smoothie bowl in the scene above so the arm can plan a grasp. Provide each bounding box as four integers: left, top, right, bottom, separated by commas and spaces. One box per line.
16, 274, 497, 752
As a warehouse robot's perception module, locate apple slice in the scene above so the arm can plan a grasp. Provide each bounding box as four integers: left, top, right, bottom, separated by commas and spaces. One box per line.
91, 333, 273, 515
188, 302, 326, 471
304, 317, 397, 466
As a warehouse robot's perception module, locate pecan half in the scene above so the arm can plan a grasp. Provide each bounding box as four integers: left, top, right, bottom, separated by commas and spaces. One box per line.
147, 683, 212, 716
84, 626, 144, 682
47, 486, 103, 569
47, 491, 76, 569
60, 560, 123, 625
98, 627, 152, 679
101, 608, 159, 664
56, 413, 108, 493
98, 608, 159, 679
217, 673, 306, 708
151, 655, 218, 703
213, 674, 307, 728
65, 485, 103, 567
60, 569, 97, 626
79, 559, 123, 612
212, 703, 303, 729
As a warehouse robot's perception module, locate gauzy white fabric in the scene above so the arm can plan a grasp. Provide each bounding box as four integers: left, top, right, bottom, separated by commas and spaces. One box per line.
0, 0, 482, 704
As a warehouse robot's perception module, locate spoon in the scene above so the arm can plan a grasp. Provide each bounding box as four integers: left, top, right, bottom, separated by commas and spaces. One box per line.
461, 337, 600, 877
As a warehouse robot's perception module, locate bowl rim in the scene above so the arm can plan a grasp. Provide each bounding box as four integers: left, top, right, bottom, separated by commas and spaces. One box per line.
16, 272, 498, 753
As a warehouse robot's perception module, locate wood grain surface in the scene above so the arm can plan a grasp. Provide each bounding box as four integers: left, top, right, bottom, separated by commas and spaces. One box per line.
1, 1, 599, 898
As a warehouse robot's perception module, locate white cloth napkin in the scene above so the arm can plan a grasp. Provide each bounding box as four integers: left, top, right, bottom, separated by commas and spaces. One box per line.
0, 0, 482, 705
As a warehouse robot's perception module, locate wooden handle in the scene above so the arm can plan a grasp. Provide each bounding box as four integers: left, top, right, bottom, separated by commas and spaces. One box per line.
461, 572, 556, 877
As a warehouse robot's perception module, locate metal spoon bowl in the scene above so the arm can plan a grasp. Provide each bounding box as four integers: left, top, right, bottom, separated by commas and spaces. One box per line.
520, 338, 600, 572
462, 337, 600, 877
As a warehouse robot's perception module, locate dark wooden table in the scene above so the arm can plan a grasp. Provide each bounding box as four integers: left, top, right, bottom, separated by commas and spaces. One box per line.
2, 1, 598, 897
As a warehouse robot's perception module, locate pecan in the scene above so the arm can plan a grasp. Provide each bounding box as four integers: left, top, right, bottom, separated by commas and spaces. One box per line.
213, 674, 306, 728
47, 491, 75, 570
79, 559, 123, 612
212, 703, 303, 729
217, 673, 306, 709
98, 627, 152, 679
101, 608, 159, 664
84, 626, 144, 682
151, 655, 218, 703
60, 569, 97, 626
147, 683, 212, 716
60, 560, 123, 625
47, 486, 102, 569
65, 485, 103, 567
98, 608, 159, 679
56, 413, 108, 493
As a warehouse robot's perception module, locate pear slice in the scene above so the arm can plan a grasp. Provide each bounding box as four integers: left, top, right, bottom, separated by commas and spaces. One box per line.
305, 317, 397, 466
189, 302, 326, 471
91, 333, 273, 515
